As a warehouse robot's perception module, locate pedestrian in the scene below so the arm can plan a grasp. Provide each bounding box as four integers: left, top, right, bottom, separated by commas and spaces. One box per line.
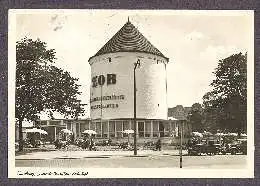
108, 138, 112, 146
71, 133, 75, 143
156, 138, 161, 151
187, 138, 193, 147
83, 139, 89, 149
54, 138, 61, 149
89, 138, 94, 151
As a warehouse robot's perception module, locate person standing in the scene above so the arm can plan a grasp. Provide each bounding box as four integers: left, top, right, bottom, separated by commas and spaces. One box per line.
89, 138, 94, 151
156, 138, 162, 151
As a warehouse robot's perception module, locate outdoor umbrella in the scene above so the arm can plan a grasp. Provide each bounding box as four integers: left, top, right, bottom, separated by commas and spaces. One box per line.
37, 128, 48, 135
82, 130, 97, 135
191, 132, 203, 138
24, 128, 48, 146
228, 133, 238, 136
60, 129, 73, 134
168, 117, 178, 121
122, 129, 134, 144
24, 128, 48, 135
122, 130, 134, 134
203, 131, 213, 137
60, 129, 73, 141
215, 133, 225, 136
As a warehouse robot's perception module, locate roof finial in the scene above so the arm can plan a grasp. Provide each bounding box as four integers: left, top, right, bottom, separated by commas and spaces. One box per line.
127, 16, 130, 22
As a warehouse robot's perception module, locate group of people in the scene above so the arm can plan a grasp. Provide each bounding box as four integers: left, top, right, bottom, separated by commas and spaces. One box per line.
81, 137, 95, 151
25, 133, 43, 148
54, 138, 68, 149
54, 135, 163, 151
54, 136, 96, 151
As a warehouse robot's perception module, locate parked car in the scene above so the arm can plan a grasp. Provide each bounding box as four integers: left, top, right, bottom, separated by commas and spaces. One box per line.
188, 143, 204, 156
203, 139, 220, 155
188, 137, 221, 156
237, 139, 247, 155
223, 142, 239, 155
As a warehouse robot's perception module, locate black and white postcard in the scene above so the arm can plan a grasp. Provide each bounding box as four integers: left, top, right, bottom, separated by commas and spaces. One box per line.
8, 9, 254, 178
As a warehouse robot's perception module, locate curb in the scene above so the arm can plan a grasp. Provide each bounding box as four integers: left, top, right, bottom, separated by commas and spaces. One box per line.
15, 153, 182, 161
15, 158, 53, 160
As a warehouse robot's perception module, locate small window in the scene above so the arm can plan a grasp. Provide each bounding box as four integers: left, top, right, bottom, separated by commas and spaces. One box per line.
108, 57, 112, 62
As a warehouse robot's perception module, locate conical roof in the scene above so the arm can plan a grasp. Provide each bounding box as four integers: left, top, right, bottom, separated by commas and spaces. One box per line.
89, 20, 168, 61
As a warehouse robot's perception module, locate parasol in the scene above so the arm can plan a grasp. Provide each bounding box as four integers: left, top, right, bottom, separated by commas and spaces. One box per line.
122, 129, 134, 144
60, 128, 73, 134
24, 128, 48, 135
122, 129, 134, 134
191, 132, 203, 138
215, 133, 225, 136
228, 132, 238, 136
82, 129, 97, 135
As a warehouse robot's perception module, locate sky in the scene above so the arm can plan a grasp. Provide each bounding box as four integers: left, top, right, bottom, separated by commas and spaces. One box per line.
15, 10, 252, 120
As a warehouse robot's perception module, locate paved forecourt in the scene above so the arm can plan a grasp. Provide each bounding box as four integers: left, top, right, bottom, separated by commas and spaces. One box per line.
15, 150, 247, 169
15, 150, 181, 160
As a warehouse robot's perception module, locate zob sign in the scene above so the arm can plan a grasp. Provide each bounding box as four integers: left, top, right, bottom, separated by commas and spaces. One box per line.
92, 74, 116, 87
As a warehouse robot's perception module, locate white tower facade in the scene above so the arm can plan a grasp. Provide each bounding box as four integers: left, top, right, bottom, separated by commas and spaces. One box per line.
89, 20, 169, 121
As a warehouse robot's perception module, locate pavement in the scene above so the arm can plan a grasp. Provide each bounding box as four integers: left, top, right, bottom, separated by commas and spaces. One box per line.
15, 151, 247, 169
15, 146, 247, 169
15, 149, 185, 160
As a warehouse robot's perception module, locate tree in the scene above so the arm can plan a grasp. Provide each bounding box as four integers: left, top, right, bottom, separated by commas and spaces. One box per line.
202, 92, 219, 132
188, 103, 203, 132
16, 38, 84, 151
203, 52, 247, 134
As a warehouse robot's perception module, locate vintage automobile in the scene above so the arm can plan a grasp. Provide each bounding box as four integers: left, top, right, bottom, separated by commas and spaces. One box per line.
205, 139, 222, 155
188, 143, 204, 156
187, 138, 222, 156
238, 139, 247, 155
221, 138, 247, 155
222, 141, 239, 155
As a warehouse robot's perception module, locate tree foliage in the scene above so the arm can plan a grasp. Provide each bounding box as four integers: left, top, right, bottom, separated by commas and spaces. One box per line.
203, 52, 247, 134
16, 38, 84, 150
188, 103, 203, 132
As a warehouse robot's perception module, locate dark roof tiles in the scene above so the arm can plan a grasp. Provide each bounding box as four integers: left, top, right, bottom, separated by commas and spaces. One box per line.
89, 21, 168, 61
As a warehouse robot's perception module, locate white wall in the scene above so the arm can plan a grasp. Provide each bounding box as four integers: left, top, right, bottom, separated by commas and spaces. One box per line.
89, 52, 168, 120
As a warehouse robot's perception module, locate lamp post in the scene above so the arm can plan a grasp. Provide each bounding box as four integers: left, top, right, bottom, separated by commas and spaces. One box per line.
178, 119, 185, 168
100, 84, 103, 138
133, 59, 141, 155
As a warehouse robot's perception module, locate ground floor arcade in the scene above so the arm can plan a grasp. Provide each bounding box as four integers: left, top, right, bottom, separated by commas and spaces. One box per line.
19, 118, 192, 143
